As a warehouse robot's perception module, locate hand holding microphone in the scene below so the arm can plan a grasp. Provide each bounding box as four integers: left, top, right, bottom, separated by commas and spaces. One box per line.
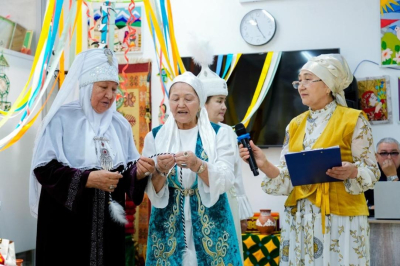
235, 123, 260, 176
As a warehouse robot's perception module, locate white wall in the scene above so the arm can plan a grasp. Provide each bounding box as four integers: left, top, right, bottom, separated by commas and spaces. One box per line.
0, 0, 36, 31
0, 0, 43, 56
0, 49, 37, 252
141, 0, 400, 222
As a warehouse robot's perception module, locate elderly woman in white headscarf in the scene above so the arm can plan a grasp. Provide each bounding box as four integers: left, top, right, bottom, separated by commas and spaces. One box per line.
29, 48, 155, 266
240, 54, 380, 265
143, 72, 242, 266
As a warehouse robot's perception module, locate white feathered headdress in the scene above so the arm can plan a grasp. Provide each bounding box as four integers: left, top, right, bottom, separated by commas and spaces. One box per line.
188, 38, 228, 97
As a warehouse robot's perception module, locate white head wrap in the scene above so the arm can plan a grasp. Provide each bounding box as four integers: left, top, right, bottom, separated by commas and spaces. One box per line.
301, 54, 353, 107
154, 72, 217, 163
29, 49, 139, 217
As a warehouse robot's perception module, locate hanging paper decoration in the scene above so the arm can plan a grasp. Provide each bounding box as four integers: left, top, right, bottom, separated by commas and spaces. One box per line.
0, 0, 80, 150
0, 73, 11, 111
182, 51, 282, 128
0, 53, 9, 68
119, 1, 141, 99
157, 68, 169, 83
143, 0, 186, 124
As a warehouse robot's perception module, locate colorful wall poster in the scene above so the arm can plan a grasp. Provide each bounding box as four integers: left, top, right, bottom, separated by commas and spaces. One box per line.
88, 2, 142, 53
381, 0, 400, 65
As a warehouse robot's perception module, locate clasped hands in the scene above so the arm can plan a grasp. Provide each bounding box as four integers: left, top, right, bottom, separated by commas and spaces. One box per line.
156, 151, 201, 174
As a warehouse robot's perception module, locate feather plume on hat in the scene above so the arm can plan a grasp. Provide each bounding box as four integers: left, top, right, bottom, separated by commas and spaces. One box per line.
188, 37, 228, 97
189, 38, 215, 68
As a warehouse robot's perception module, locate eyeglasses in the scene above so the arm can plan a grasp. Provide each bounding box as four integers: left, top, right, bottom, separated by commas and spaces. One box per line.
292, 79, 322, 89
377, 152, 400, 157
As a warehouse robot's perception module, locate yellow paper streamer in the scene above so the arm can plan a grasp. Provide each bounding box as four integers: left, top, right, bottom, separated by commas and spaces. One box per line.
59, 9, 65, 87
165, 0, 185, 74
242, 52, 273, 127
0, 0, 56, 126
143, 0, 176, 78
0, 74, 59, 151
224, 53, 242, 81
1, 0, 79, 150
76, 0, 83, 54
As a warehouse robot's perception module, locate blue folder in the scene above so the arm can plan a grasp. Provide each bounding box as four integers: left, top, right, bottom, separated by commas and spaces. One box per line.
284, 146, 342, 186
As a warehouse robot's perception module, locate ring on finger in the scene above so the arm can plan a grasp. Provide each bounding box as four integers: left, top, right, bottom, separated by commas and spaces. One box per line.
183, 151, 188, 157
145, 172, 150, 176
181, 163, 187, 168
109, 185, 114, 190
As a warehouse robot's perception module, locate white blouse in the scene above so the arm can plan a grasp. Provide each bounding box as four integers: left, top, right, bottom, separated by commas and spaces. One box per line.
262, 101, 380, 195
143, 126, 236, 262
143, 125, 236, 208
220, 123, 253, 220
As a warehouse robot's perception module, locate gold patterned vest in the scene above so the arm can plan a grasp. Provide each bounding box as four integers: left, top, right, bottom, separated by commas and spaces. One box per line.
285, 105, 369, 232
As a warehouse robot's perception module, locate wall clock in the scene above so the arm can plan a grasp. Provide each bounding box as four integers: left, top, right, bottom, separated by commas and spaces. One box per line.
240, 9, 276, 46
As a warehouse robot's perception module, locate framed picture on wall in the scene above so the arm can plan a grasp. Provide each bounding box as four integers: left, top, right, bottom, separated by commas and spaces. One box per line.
88, 2, 143, 54
357, 75, 392, 124
0, 16, 16, 49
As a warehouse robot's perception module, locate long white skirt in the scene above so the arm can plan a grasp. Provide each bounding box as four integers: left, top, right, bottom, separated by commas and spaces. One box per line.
280, 198, 370, 266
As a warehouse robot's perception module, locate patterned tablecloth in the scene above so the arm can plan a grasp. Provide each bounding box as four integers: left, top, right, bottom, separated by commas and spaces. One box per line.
242, 233, 280, 266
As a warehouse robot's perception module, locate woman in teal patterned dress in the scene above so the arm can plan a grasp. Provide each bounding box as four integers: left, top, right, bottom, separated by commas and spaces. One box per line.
143, 72, 242, 266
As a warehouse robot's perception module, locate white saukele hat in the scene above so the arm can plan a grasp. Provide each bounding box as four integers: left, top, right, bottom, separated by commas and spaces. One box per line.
189, 40, 228, 97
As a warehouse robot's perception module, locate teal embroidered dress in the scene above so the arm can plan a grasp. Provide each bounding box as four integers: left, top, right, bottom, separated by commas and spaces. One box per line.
143, 124, 242, 266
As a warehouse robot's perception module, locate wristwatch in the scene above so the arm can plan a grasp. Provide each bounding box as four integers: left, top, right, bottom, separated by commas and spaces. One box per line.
387, 175, 399, 181
196, 160, 206, 174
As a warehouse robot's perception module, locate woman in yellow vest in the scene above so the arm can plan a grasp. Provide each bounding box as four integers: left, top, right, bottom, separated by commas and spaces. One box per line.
239, 54, 380, 265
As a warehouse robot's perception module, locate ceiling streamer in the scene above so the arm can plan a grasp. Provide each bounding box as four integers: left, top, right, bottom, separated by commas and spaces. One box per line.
0, 0, 82, 150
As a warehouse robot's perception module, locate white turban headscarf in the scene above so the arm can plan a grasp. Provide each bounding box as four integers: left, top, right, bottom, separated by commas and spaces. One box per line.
301, 54, 353, 107
154, 72, 217, 163
29, 49, 139, 217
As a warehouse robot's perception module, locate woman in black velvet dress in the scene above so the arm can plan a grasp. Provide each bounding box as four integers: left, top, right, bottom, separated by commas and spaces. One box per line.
29, 48, 155, 266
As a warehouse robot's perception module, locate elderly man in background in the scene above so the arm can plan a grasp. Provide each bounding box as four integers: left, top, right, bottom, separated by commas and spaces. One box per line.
365, 137, 400, 214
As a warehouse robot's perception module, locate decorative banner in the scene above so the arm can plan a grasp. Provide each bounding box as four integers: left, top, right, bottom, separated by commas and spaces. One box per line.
117, 62, 151, 152
137, 193, 150, 263
380, 0, 400, 66
117, 62, 151, 265
358, 75, 392, 124
89, 2, 142, 53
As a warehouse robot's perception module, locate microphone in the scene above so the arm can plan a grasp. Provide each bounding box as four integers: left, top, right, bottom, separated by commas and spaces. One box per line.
234, 123, 259, 176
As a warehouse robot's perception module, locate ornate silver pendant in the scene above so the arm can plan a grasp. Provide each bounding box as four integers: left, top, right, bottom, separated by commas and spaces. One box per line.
100, 146, 113, 171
